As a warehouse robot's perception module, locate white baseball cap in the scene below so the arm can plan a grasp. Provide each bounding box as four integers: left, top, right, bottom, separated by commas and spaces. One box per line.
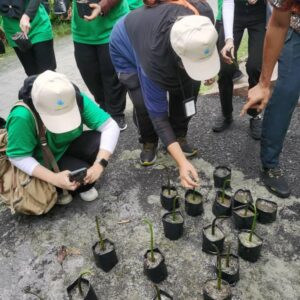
170, 15, 220, 81
31, 71, 81, 134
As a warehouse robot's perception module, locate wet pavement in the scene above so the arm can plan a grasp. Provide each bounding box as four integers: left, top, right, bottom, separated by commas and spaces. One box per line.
0, 35, 299, 300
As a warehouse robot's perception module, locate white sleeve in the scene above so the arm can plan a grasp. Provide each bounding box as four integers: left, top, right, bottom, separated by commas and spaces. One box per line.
96, 118, 120, 154
223, 0, 235, 41
9, 156, 40, 176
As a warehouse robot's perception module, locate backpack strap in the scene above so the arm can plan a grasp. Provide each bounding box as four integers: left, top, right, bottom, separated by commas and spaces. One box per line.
12, 101, 59, 172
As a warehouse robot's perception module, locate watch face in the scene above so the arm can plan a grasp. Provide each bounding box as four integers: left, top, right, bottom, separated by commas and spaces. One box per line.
99, 159, 108, 168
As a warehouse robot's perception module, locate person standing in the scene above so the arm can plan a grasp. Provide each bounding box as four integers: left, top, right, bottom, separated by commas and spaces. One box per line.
71, 0, 129, 131
213, 0, 266, 140
241, 1, 300, 198
0, 0, 56, 76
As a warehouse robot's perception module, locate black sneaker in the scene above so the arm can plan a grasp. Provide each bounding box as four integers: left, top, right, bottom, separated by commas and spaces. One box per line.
140, 142, 157, 166
261, 167, 291, 198
212, 114, 233, 132
250, 116, 262, 140
177, 137, 197, 157
233, 69, 244, 83
0, 117, 6, 129
114, 116, 127, 131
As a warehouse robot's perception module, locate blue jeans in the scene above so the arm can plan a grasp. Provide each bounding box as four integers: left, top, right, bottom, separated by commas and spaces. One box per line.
261, 29, 300, 168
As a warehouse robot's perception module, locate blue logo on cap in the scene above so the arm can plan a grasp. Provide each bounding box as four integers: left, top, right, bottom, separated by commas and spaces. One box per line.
204, 48, 210, 56
56, 99, 64, 110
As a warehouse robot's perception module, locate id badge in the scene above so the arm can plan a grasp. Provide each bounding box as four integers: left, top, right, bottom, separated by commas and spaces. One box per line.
183, 97, 197, 118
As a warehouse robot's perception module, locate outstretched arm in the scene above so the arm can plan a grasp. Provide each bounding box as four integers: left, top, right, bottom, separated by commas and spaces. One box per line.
241, 8, 291, 115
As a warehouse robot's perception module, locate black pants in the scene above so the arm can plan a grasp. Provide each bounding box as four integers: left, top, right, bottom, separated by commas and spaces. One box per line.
57, 131, 100, 194
74, 42, 126, 118
119, 72, 200, 144
217, 2, 266, 118
14, 39, 56, 76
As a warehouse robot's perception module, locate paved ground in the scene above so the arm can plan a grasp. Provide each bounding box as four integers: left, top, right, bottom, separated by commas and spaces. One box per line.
0, 35, 300, 300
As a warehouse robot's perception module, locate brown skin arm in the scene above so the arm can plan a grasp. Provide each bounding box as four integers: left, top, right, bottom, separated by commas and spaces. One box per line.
84, 0, 121, 20
240, 8, 291, 115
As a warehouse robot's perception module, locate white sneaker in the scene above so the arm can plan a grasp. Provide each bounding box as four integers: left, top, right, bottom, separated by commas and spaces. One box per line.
57, 193, 73, 205
80, 187, 99, 202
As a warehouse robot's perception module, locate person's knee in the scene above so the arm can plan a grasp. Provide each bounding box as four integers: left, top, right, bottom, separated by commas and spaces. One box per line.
119, 72, 140, 90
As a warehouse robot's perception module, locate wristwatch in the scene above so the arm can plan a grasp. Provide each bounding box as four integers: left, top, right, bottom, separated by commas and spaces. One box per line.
97, 158, 108, 168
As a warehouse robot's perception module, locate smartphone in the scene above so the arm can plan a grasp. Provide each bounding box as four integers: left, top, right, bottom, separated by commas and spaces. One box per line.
69, 167, 87, 184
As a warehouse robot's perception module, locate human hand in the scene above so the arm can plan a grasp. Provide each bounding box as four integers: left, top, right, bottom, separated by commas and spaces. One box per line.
53, 170, 80, 191
221, 38, 235, 64
84, 163, 103, 185
179, 160, 199, 189
248, 0, 258, 5
240, 82, 271, 116
84, 3, 101, 21
19, 14, 31, 36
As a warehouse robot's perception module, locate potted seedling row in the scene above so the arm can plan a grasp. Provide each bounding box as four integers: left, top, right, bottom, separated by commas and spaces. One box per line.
215, 243, 239, 286
162, 197, 184, 240
212, 180, 232, 217
238, 205, 263, 262
202, 216, 227, 254
152, 285, 173, 300
232, 189, 253, 208
67, 271, 98, 300
203, 245, 232, 300
232, 202, 255, 230
256, 198, 278, 224
160, 168, 179, 211
92, 216, 118, 272
185, 188, 204, 216
213, 166, 231, 189
143, 220, 168, 283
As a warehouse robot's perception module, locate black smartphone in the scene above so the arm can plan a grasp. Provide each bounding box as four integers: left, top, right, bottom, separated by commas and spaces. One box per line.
69, 167, 87, 184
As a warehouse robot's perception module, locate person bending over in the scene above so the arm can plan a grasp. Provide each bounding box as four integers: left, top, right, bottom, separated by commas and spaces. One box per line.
6, 70, 120, 203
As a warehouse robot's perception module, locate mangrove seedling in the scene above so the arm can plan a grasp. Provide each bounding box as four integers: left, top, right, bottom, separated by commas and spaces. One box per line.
225, 243, 231, 268
212, 244, 222, 291
211, 216, 228, 236
144, 219, 155, 262
249, 204, 257, 242
154, 285, 161, 300
95, 216, 105, 251
78, 270, 93, 297
221, 180, 231, 204
172, 197, 178, 222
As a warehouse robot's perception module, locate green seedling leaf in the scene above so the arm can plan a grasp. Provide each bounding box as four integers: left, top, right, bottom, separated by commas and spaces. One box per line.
144, 219, 155, 262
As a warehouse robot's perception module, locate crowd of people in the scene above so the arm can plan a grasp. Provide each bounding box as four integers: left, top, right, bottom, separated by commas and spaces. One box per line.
0, 0, 299, 212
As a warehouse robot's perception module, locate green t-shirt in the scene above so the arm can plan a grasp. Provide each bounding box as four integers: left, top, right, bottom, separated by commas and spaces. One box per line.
6, 93, 110, 165
127, 0, 143, 11
217, 0, 223, 21
71, 0, 129, 45
2, 2, 52, 47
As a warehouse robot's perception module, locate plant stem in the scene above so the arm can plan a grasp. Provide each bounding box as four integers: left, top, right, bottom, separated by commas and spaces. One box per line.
225, 243, 231, 268
243, 202, 249, 217
193, 188, 195, 201
211, 216, 228, 236
221, 179, 230, 204
78, 270, 93, 296
212, 244, 222, 291
95, 216, 105, 251
144, 220, 155, 262
154, 285, 162, 300
172, 196, 178, 222
249, 204, 257, 242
